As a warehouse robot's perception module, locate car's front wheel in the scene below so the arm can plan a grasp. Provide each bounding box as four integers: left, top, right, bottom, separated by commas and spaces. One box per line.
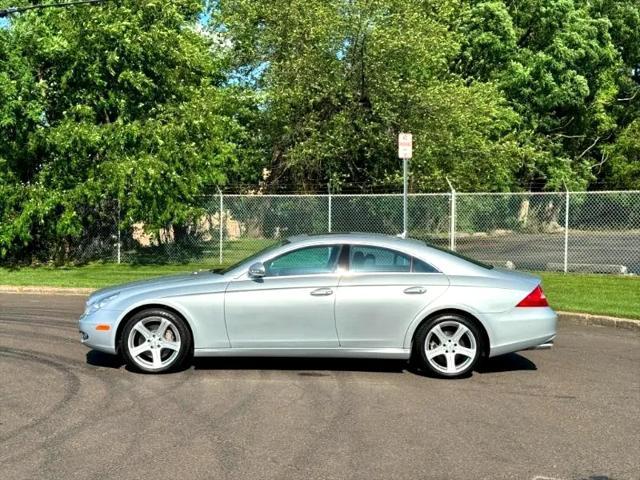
121, 308, 192, 373
413, 314, 482, 378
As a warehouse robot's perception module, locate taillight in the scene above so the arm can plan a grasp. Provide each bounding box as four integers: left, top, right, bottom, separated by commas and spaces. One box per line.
516, 285, 549, 307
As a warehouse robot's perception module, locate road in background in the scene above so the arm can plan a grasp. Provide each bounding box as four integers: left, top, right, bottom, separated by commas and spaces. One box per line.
456, 231, 640, 273
1, 293, 638, 480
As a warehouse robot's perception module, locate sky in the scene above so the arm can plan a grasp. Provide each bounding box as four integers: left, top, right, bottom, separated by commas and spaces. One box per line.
0, 3, 210, 28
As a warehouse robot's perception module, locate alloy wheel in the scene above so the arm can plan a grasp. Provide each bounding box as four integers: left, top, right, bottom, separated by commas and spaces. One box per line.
127, 316, 182, 371
424, 320, 478, 375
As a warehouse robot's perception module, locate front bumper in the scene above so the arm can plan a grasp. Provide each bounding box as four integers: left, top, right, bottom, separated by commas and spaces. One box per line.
78, 309, 120, 355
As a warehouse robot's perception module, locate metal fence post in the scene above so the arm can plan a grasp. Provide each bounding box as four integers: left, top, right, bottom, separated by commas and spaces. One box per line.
564, 188, 570, 274
446, 179, 456, 251
219, 190, 224, 264
402, 158, 409, 237
327, 184, 332, 233
450, 190, 457, 251
117, 197, 121, 264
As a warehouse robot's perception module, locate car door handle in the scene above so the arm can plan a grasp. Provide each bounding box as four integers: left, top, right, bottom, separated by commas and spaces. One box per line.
404, 286, 426, 295
310, 288, 333, 296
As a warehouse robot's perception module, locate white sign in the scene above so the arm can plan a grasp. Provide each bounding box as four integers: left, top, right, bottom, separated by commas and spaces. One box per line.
398, 133, 412, 159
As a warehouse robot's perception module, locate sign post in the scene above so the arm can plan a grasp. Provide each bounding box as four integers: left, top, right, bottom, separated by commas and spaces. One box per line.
398, 133, 412, 238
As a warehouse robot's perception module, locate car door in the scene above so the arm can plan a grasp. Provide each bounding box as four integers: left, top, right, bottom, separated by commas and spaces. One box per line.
335, 245, 449, 348
225, 244, 343, 348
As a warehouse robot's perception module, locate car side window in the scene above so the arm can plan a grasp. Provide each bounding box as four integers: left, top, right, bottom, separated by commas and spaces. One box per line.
413, 258, 439, 273
349, 246, 411, 272
264, 245, 341, 277
348, 245, 439, 273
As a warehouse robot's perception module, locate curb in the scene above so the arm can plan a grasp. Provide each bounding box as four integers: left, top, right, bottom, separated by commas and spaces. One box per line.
0, 285, 95, 296
557, 311, 640, 332
0, 286, 638, 332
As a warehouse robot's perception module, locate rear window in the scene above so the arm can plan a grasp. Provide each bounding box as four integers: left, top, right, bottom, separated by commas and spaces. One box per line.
348, 245, 439, 273
350, 245, 411, 273
413, 258, 439, 273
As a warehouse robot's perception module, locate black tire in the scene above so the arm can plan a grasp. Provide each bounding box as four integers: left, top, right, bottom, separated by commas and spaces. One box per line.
412, 313, 483, 378
120, 308, 192, 373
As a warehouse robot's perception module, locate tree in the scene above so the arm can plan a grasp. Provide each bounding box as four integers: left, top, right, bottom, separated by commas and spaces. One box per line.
456, 0, 640, 190
605, 119, 640, 189
0, 0, 243, 262
218, 0, 535, 192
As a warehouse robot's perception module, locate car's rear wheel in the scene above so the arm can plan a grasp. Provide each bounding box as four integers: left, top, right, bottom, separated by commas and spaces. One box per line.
413, 314, 482, 378
121, 309, 192, 373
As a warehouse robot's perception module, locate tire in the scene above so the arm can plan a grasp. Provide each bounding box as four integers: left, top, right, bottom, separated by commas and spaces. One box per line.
120, 308, 192, 373
412, 313, 483, 378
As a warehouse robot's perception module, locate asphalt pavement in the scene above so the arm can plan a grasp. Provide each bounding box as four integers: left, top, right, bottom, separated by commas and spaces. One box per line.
0, 293, 638, 480
455, 231, 640, 274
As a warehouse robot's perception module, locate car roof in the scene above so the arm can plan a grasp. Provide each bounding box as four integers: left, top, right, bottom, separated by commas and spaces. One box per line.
286, 232, 426, 248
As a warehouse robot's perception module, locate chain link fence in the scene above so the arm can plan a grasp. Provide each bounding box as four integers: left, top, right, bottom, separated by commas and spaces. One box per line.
102, 191, 639, 274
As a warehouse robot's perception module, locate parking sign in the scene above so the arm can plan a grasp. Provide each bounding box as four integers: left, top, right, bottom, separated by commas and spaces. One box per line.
398, 133, 412, 159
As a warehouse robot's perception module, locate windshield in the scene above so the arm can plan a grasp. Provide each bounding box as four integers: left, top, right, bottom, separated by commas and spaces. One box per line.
425, 242, 494, 269
216, 240, 290, 274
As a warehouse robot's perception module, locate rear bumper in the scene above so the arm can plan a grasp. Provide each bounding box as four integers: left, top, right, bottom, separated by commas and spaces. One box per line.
525, 340, 554, 350
484, 307, 557, 357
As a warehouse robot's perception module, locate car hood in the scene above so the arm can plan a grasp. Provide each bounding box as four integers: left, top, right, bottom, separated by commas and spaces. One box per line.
87, 271, 223, 305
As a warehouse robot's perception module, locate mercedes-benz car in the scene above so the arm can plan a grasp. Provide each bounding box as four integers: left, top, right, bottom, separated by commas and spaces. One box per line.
79, 233, 556, 378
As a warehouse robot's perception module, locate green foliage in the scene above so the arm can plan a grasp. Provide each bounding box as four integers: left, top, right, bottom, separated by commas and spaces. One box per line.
0, 0, 243, 263
225, 196, 329, 238
456, 0, 640, 189
605, 119, 640, 190
220, 0, 528, 191
0, 0, 638, 264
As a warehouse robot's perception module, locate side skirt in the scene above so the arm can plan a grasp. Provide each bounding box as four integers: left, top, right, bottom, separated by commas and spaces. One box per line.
193, 347, 411, 359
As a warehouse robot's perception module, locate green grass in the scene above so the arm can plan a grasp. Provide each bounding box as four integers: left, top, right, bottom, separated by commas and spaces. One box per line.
1, 254, 638, 319
539, 272, 640, 320
0, 262, 218, 288
0, 238, 277, 289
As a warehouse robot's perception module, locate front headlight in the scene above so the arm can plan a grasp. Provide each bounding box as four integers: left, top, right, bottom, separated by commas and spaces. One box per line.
84, 293, 119, 315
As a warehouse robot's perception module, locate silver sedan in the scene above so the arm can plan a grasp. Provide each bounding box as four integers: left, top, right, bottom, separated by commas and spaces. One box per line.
79, 233, 556, 378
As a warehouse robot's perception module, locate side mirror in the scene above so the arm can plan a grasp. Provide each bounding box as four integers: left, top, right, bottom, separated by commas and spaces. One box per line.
248, 262, 266, 278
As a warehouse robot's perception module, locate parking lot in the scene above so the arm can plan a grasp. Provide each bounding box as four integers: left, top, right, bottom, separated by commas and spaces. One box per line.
1, 293, 638, 480
456, 231, 640, 274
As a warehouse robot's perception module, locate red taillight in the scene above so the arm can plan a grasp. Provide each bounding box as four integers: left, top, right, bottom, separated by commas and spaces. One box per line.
516, 285, 549, 307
